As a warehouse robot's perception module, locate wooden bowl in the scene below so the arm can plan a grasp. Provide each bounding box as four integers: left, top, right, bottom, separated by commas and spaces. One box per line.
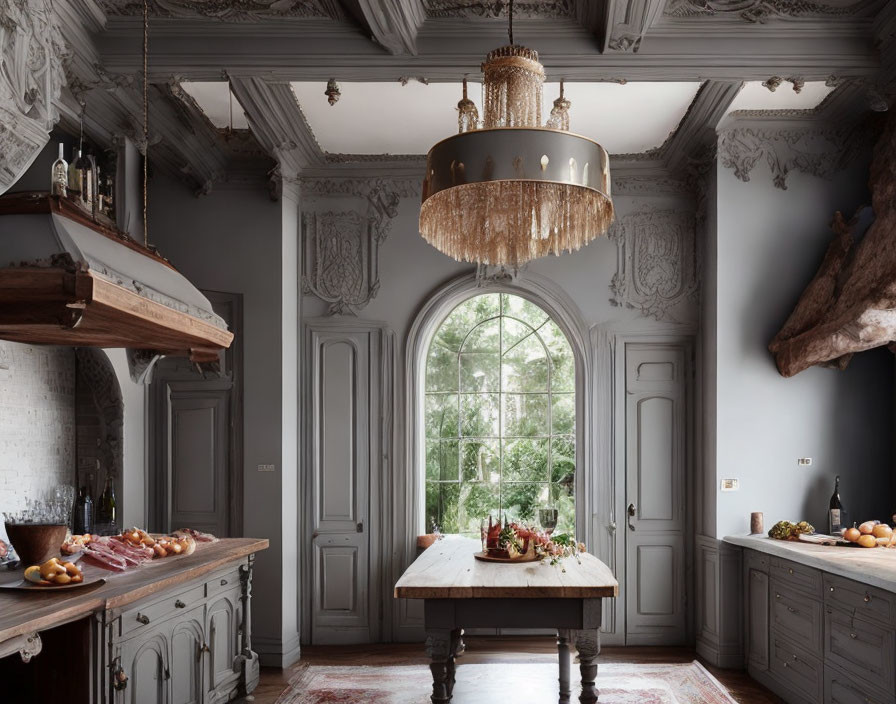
4, 523, 68, 565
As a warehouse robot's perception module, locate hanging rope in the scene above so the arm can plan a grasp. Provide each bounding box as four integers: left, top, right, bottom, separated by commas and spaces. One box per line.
142, 0, 149, 246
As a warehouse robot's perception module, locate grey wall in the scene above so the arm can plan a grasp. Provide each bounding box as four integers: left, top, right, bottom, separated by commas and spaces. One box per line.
709, 150, 894, 538
147, 174, 300, 667
0, 341, 75, 544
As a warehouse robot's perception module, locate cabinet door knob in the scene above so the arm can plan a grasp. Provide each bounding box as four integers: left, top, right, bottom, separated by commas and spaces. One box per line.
788, 568, 794, 575
864, 594, 872, 603
850, 633, 858, 639
220, 578, 228, 586
787, 607, 797, 614
783, 662, 788, 668
200, 643, 210, 654
136, 614, 150, 625
830, 586, 835, 592
775, 593, 781, 599
175, 599, 186, 609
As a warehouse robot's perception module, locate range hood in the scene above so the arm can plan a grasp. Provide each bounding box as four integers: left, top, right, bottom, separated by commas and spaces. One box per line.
0, 192, 232, 361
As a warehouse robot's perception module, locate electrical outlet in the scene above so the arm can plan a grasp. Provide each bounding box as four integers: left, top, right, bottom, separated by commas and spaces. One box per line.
720, 478, 739, 492
798, 458, 812, 466
257, 464, 276, 472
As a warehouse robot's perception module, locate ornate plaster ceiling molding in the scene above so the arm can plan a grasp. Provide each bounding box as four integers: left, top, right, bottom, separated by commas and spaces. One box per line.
605, 0, 666, 53
98, 0, 340, 20
422, 0, 575, 19
608, 206, 699, 321
0, 0, 68, 195
717, 122, 870, 190
664, 0, 876, 23
611, 174, 691, 195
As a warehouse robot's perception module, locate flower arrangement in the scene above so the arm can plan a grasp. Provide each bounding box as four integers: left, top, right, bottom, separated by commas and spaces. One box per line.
483, 517, 586, 570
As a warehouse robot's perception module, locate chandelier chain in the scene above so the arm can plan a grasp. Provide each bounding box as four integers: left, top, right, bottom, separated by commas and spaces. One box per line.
508, 0, 514, 45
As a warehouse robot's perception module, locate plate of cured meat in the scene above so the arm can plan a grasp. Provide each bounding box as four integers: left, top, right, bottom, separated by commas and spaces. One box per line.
60, 527, 216, 573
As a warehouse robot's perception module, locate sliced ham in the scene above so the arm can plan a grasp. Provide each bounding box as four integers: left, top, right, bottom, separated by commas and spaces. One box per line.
82, 544, 128, 572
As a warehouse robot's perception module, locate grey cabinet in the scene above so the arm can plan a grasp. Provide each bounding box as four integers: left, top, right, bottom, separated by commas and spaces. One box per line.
170, 612, 204, 704
119, 632, 169, 704
102, 561, 257, 704
742, 548, 896, 704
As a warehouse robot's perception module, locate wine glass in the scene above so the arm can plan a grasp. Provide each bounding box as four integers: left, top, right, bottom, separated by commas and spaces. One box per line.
538, 507, 558, 536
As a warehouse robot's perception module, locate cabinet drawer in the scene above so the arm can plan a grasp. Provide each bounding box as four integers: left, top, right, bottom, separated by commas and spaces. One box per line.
746, 549, 770, 572
771, 581, 822, 650
119, 583, 206, 638
826, 574, 896, 627
207, 567, 241, 598
826, 665, 896, 704
769, 633, 823, 703
770, 557, 822, 598
826, 607, 896, 694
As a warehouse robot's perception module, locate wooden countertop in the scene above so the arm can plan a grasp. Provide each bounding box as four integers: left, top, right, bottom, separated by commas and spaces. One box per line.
0, 538, 268, 645
394, 535, 618, 599
724, 534, 896, 593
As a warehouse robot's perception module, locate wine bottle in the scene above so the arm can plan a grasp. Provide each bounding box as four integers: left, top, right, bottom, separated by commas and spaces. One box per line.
74, 149, 94, 210
829, 475, 843, 535
73, 480, 94, 535
97, 475, 116, 534
51, 143, 68, 197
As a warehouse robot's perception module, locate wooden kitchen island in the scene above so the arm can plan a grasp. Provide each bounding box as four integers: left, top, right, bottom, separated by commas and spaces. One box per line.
395, 536, 618, 704
0, 537, 267, 703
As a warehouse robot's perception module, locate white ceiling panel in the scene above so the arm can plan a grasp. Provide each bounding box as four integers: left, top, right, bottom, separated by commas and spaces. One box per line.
180, 81, 250, 130
726, 80, 835, 115
290, 81, 703, 156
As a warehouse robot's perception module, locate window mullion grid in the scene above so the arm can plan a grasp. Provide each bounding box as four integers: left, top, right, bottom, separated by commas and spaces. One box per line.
498, 298, 504, 523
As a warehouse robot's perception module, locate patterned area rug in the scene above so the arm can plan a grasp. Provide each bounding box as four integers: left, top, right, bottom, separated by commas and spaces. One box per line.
275, 662, 739, 704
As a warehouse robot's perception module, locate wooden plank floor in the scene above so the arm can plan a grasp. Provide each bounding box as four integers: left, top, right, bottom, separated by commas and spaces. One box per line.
252, 637, 784, 704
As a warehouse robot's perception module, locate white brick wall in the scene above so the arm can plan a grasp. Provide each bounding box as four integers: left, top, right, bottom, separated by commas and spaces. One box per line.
0, 341, 75, 544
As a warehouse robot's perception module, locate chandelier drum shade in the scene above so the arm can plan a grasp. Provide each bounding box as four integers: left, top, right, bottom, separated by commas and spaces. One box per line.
419, 40, 614, 269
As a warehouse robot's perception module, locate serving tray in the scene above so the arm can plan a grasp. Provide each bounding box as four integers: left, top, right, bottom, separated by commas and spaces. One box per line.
474, 551, 539, 563
0, 576, 105, 591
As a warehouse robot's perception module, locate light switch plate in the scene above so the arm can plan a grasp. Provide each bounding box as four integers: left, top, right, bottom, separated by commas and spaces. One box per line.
798, 458, 812, 466
720, 478, 739, 492
257, 464, 276, 472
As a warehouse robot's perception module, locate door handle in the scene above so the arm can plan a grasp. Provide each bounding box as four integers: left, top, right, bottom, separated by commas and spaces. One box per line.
627, 503, 636, 531
357, 521, 364, 533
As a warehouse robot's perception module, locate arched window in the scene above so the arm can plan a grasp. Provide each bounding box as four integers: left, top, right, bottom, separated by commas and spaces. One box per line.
424, 292, 576, 537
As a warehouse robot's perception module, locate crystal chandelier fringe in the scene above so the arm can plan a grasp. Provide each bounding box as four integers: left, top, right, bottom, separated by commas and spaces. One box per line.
420, 181, 614, 268
481, 46, 544, 128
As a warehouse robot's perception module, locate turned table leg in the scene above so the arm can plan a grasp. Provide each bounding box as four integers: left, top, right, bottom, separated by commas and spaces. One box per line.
426, 629, 454, 703
573, 629, 601, 703
557, 629, 572, 703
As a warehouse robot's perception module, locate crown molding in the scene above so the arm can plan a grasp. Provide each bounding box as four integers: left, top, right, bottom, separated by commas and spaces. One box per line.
94, 17, 882, 82
355, 0, 427, 55
664, 80, 743, 172
604, 0, 666, 52
228, 77, 326, 176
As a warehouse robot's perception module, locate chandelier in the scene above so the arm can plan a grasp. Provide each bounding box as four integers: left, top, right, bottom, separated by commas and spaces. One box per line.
419, 2, 613, 269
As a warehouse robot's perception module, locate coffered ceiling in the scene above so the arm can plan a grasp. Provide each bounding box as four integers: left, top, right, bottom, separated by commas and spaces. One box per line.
60, 0, 896, 193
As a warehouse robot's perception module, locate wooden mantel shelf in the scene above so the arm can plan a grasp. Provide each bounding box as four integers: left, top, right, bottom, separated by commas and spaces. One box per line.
0, 537, 268, 646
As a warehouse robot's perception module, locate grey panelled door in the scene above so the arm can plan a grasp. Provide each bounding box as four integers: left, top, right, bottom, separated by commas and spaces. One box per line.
308, 323, 385, 644
168, 383, 231, 536
148, 290, 242, 537
624, 344, 688, 645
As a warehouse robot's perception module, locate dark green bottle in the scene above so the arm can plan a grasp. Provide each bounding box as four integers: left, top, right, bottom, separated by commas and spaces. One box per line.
97, 474, 116, 532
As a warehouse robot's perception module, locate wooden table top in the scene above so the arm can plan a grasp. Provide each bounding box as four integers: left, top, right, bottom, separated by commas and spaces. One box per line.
394, 536, 618, 599
0, 537, 268, 645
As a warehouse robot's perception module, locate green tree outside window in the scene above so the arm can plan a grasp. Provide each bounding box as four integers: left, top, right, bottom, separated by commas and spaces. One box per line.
424, 293, 576, 537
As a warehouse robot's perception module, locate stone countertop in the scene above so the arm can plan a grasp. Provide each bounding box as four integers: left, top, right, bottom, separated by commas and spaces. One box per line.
724, 534, 896, 593
0, 537, 268, 646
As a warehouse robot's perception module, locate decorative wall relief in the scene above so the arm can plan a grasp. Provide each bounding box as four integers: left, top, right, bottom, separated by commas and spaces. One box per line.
301, 177, 416, 314
664, 0, 871, 23
717, 125, 867, 190
303, 211, 378, 315
609, 207, 698, 321
0, 0, 67, 195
